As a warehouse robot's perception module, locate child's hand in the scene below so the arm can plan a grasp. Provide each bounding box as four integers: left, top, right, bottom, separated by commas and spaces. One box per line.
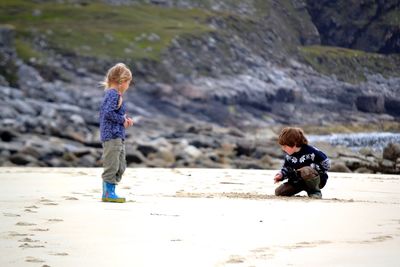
127, 117, 134, 127
274, 172, 283, 183
123, 115, 134, 128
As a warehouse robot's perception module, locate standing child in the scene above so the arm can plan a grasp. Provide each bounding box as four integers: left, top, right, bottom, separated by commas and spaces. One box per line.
99, 63, 134, 203
274, 127, 330, 199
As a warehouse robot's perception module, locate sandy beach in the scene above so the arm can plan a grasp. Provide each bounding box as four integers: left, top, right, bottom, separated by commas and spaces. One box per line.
0, 167, 399, 267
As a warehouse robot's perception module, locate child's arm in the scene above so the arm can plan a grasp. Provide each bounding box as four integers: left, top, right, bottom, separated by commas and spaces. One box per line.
274, 158, 291, 183
317, 158, 330, 172
311, 148, 331, 173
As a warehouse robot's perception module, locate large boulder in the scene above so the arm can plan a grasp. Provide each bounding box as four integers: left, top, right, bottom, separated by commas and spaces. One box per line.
306, 0, 400, 54
355, 95, 385, 113
382, 143, 400, 161
384, 97, 400, 116
329, 162, 352, 173
274, 88, 303, 103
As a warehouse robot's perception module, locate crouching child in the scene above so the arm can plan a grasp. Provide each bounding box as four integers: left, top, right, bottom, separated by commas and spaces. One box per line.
274, 127, 331, 199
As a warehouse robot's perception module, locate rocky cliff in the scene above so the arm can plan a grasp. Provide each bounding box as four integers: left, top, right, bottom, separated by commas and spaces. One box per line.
0, 0, 399, 173
306, 0, 400, 54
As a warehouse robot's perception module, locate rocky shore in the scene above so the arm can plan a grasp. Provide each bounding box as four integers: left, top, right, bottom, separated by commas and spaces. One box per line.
1, 80, 400, 174
1, 1, 400, 174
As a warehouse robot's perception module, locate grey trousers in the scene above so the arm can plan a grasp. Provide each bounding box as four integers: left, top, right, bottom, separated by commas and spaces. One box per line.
102, 138, 126, 184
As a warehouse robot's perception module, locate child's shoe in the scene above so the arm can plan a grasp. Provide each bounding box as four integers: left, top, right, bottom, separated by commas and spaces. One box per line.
102, 181, 125, 203
308, 191, 322, 199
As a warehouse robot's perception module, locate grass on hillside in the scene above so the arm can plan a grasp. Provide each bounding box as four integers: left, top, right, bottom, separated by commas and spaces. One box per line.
0, 0, 214, 62
302, 121, 400, 135
299, 45, 400, 83
383, 8, 400, 25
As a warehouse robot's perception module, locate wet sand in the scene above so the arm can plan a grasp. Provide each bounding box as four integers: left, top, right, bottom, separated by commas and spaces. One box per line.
0, 167, 399, 267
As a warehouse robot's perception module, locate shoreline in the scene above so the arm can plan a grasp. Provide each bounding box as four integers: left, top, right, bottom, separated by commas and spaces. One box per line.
308, 132, 400, 152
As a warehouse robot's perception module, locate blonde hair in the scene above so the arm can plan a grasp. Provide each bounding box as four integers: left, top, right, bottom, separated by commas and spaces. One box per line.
278, 127, 308, 147
100, 63, 132, 89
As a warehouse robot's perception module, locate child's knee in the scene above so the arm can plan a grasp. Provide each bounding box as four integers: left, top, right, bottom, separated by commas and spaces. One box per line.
275, 187, 282, 196
275, 184, 292, 196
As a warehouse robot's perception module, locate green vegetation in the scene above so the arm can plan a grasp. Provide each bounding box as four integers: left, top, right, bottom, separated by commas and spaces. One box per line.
1, 0, 397, 82
15, 39, 44, 62
299, 45, 400, 83
302, 121, 400, 135
254, 0, 271, 14
382, 8, 400, 26
0, 0, 214, 61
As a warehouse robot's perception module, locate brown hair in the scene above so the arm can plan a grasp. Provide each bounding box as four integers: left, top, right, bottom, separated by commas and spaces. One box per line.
278, 127, 308, 147
100, 63, 132, 89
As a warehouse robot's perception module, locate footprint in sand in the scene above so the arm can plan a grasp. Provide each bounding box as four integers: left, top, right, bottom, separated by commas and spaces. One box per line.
250, 247, 276, 260
49, 252, 69, 256
18, 238, 46, 249
349, 235, 393, 244
19, 243, 45, 248
18, 237, 39, 243
3, 212, 21, 217
25, 205, 40, 209
16, 222, 36, 226
63, 196, 79, 200
30, 228, 49, 232
24, 205, 40, 213
371, 235, 393, 242
8, 231, 33, 237
42, 202, 58, 206
24, 209, 38, 213
38, 198, 58, 206
226, 255, 245, 264
25, 256, 45, 263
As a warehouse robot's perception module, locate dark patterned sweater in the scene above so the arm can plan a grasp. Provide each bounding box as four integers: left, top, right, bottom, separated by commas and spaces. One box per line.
99, 88, 126, 142
281, 144, 331, 181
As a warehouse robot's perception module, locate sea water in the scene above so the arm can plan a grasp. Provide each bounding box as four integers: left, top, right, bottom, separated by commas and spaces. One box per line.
308, 132, 400, 152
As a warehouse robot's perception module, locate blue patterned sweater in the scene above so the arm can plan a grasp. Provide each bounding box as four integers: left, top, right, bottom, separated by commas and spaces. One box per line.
281, 144, 331, 181
99, 89, 126, 142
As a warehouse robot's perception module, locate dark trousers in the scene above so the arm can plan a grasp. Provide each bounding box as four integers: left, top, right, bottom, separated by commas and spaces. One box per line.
275, 176, 327, 197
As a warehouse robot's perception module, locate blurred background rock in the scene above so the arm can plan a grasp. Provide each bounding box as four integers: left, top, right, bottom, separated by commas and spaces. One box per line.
0, 0, 399, 173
